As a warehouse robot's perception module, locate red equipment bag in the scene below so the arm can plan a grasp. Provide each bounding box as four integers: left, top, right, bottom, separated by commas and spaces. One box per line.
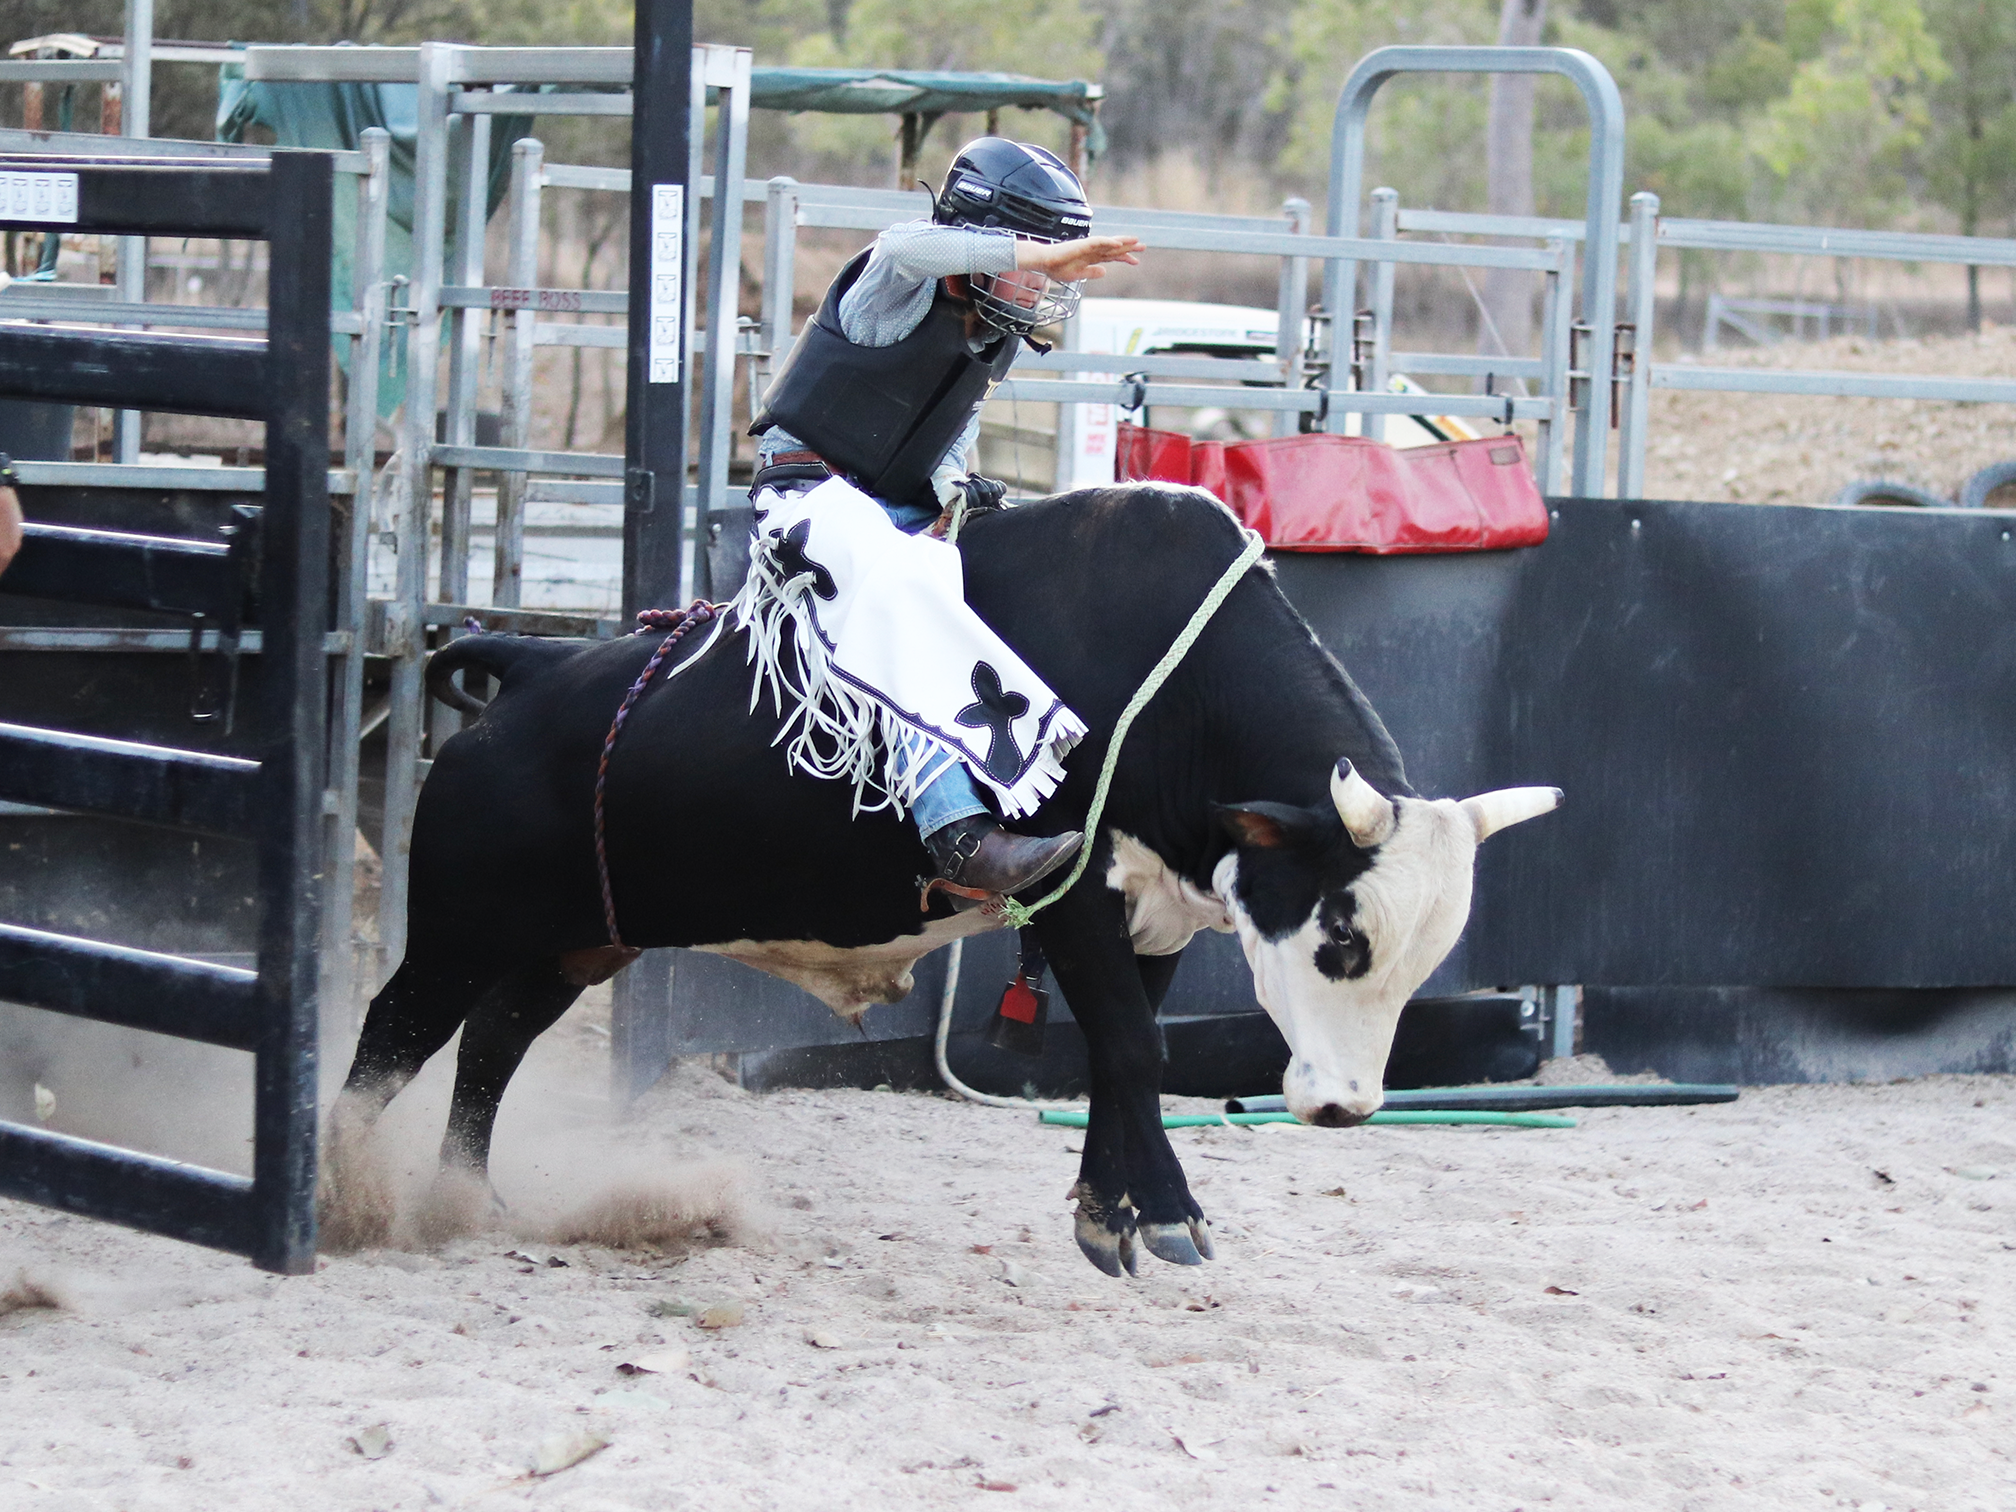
1115, 423, 1192, 489
1115, 421, 1548, 554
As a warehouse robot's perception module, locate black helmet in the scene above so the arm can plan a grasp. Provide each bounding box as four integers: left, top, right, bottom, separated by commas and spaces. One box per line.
936, 137, 1092, 333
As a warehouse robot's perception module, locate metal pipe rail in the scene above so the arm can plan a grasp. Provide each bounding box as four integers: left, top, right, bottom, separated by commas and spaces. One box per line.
1328, 47, 1624, 493
0, 149, 333, 1274
0, 127, 374, 176
995, 376, 1555, 421
1659, 217, 2016, 267
12, 461, 360, 495
0, 295, 269, 330
757, 174, 1577, 492
1398, 207, 1629, 243
361, 42, 752, 973
0, 60, 127, 83
0, 922, 262, 1050
1615, 189, 2016, 497
1652, 369, 2016, 403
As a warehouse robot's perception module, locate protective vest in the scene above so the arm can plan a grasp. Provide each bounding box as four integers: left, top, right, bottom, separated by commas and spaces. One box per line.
750, 250, 1021, 504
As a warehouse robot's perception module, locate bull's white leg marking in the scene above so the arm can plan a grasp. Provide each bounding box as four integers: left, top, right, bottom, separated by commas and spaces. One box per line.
693, 908, 997, 1020
1104, 830, 1235, 956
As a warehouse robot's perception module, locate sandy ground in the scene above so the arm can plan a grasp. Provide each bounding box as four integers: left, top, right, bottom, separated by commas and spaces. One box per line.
1, 999, 2011, 1512
1640, 326, 2016, 507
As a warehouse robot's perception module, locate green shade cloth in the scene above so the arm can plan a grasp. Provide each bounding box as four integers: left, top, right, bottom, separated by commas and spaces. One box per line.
742, 69, 1104, 159
210, 64, 1103, 416
216, 68, 532, 418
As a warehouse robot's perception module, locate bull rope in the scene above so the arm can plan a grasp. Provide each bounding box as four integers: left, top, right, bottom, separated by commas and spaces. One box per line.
594, 603, 722, 948
937, 522, 1266, 1111
994, 525, 1267, 933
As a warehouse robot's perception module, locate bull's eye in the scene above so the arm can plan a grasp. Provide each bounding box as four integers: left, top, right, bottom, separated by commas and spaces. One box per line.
1312, 898, 1371, 981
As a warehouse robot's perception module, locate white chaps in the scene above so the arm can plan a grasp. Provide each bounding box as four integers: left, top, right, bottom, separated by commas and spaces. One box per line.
734, 476, 1086, 819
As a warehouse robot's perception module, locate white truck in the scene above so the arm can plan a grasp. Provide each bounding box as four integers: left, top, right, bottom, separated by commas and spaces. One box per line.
1025, 297, 1479, 492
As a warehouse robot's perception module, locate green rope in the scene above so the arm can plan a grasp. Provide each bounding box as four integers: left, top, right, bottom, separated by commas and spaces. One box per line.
997, 527, 1268, 932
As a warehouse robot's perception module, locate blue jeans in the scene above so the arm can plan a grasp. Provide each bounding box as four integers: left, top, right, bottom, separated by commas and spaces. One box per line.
901, 733, 989, 839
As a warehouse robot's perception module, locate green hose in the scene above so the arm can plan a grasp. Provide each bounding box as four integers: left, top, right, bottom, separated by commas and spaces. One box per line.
1037, 1108, 1576, 1131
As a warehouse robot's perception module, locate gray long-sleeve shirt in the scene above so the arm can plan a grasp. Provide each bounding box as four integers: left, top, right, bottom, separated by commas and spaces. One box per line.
758, 220, 1020, 481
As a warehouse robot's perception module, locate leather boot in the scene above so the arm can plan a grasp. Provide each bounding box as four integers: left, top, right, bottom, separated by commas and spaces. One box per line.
926, 816, 1083, 895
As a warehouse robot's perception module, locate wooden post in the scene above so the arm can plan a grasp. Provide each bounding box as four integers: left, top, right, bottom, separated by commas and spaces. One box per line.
896, 112, 921, 190
23, 83, 43, 131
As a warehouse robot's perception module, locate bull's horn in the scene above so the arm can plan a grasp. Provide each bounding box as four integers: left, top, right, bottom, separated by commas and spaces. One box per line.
1330, 759, 1396, 848
1462, 786, 1563, 842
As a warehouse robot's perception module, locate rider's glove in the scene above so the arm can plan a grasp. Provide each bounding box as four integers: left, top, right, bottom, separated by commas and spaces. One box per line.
955, 474, 1008, 512
928, 470, 1010, 540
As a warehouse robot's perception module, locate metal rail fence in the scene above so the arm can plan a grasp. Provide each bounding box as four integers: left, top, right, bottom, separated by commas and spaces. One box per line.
1617, 194, 2016, 498
0, 126, 392, 1029
1348, 181, 2016, 503
0, 149, 332, 1273
11, 40, 2016, 1059
233, 41, 757, 977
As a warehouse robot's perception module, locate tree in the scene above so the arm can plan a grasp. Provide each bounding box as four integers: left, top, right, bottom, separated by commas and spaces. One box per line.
785, 0, 1102, 180
1755, 0, 1948, 228
1922, 0, 2016, 328
1093, 0, 1304, 174
1480, 0, 1547, 364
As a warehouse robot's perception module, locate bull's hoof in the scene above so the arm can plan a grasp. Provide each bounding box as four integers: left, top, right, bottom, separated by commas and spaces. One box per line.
317, 1093, 395, 1254
413, 1164, 497, 1247
1188, 1216, 1216, 1261
1070, 1186, 1139, 1278
1139, 1221, 1206, 1267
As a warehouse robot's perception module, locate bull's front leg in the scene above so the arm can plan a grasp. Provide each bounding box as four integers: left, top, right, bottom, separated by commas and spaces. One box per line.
1039, 887, 1209, 1277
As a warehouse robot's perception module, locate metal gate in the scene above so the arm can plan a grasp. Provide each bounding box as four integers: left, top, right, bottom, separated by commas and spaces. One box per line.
0, 151, 331, 1273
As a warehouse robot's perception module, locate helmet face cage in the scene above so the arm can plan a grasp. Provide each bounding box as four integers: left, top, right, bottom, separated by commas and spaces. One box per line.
935, 140, 1093, 337
970, 250, 1082, 336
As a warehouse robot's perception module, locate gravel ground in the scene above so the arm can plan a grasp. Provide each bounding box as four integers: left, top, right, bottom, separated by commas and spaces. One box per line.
1641, 326, 2016, 506
1, 1002, 2010, 1512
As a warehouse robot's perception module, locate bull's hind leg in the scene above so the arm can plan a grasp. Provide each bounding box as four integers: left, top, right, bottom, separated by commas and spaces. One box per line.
322, 950, 503, 1250
438, 958, 585, 1176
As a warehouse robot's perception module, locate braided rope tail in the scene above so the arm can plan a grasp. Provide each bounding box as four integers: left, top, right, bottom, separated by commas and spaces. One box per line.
996, 528, 1267, 933
593, 603, 719, 950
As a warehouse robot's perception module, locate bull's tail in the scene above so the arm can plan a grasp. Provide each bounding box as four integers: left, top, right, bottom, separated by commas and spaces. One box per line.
425, 634, 578, 717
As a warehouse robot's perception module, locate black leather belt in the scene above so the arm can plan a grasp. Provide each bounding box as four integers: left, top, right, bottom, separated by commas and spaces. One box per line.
750, 450, 836, 495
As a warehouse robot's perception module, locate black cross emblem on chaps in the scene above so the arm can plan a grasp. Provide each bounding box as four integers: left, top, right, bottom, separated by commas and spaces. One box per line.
956, 661, 1029, 783
769, 518, 837, 600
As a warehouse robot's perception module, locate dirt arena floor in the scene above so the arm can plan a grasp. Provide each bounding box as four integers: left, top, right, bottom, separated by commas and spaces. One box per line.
1, 994, 2010, 1512
1638, 325, 2016, 507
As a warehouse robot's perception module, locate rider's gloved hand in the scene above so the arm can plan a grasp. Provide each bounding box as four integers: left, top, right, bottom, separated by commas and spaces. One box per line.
955, 474, 1008, 512
932, 467, 1009, 513
929, 468, 1010, 539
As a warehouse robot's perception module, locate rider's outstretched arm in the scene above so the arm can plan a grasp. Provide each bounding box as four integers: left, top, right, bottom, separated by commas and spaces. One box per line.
837, 221, 1020, 346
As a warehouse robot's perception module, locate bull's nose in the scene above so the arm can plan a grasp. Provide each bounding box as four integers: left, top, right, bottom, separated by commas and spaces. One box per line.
1310, 1102, 1369, 1128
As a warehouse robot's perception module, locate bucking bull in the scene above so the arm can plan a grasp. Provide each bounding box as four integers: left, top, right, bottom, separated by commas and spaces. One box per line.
329, 485, 1559, 1275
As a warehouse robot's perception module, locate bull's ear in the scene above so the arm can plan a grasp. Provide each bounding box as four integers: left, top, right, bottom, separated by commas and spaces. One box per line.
1215, 801, 1326, 850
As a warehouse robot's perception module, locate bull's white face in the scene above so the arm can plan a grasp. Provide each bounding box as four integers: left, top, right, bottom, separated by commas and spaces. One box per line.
1214, 760, 1560, 1126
